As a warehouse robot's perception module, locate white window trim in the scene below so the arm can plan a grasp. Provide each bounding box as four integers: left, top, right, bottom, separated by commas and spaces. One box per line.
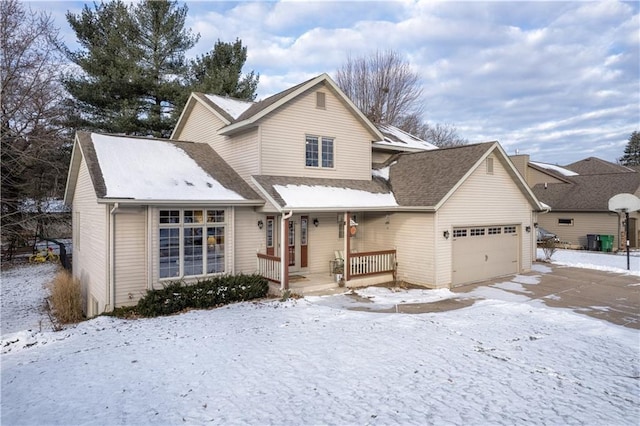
305, 134, 335, 169
158, 208, 227, 280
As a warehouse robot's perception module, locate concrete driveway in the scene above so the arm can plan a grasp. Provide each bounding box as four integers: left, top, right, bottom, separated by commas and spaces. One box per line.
452, 263, 640, 329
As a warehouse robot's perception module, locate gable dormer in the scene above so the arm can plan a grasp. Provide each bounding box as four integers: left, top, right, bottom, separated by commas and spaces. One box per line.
174, 74, 384, 183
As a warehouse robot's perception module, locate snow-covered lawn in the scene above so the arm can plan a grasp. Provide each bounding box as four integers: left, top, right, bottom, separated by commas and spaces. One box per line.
1, 251, 639, 425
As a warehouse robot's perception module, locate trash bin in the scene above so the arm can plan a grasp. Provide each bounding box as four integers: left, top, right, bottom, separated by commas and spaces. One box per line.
586, 234, 600, 251
599, 235, 614, 252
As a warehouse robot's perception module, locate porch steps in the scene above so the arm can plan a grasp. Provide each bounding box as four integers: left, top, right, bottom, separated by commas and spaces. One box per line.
290, 281, 341, 296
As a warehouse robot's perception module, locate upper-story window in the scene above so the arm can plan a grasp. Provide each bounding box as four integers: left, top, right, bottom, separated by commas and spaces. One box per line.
306, 135, 334, 168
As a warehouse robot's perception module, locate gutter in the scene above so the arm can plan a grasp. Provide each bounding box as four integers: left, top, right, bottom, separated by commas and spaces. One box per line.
97, 198, 265, 206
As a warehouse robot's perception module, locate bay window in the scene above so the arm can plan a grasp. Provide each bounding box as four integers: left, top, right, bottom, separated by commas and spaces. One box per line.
159, 209, 226, 279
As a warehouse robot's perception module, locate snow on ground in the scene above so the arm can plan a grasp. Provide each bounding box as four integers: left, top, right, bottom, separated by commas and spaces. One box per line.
1, 262, 57, 335
1, 252, 639, 425
538, 247, 640, 276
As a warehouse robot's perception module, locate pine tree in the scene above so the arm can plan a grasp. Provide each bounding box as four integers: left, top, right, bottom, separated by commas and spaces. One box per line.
64, 0, 198, 137
189, 39, 259, 101
619, 131, 640, 166
133, 0, 198, 137
64, 0, 144, 134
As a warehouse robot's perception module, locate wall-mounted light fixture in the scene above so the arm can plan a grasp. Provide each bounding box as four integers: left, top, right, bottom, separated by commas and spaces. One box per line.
443, 230, 450, 239
257, 220, 263, 229
525, 226, 531, 233
313, 218, 319, 227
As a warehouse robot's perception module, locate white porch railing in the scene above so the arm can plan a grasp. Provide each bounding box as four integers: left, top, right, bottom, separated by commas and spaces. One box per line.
257, 253, 281, 283
349, 250, 397, 279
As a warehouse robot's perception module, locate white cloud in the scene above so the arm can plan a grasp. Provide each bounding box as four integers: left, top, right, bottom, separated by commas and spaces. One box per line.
32, 0, 640, 165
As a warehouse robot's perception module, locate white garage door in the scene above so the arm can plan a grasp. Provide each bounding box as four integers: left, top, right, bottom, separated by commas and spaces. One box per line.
452, 225, 519, 286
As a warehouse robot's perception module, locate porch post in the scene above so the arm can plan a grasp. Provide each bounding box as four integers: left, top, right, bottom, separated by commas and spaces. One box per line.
345, 211, 351, 281
281, 214, 290, 290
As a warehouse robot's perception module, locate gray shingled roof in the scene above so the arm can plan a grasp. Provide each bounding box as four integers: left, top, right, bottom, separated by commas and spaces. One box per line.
77, 132, 263, 203
254, 142, 506, 210
387, 142, 496, 206
532, 173, 640, 211
235, 76, 316, 122
565, 157, 634, 175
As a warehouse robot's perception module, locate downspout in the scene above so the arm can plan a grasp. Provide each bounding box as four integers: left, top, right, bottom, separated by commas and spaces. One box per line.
280, 210, 293, 291
108, 202, 120, 312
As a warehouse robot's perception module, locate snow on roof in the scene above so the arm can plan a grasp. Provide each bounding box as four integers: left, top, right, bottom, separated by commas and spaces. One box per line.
273, 184, 398, 209
204, 94, 254, 120
531, 161, 578, 177
374, 124, 438, 151
372, 161, 397, 180
91, 134, 245, 201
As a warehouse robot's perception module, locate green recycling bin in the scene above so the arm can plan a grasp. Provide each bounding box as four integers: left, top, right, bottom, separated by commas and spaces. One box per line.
599, 235, 614, 252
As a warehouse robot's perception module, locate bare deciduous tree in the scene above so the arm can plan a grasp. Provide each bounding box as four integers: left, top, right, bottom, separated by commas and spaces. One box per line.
1, 0, 71, 258
336, 49, 423, 125
423, 122, 468, 148
336, 50, 467, 147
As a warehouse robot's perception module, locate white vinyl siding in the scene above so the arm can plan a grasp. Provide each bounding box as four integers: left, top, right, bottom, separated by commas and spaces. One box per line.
114, 208, 148, 306
72, 159, 109, 316
537, 212, 624, 248
233, 207, 263, 274
436, 154, 534, 286
260, 85, 373, 180
174, 100, 260, 186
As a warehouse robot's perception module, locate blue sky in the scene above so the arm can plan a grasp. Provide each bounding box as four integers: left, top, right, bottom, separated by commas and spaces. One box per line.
32, 0, 639, 165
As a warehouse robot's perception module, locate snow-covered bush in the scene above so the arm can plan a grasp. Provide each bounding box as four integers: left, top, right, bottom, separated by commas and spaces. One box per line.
135, 274, 269, 317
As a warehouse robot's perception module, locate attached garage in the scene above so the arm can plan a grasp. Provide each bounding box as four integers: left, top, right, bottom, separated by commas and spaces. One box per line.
452, 225, 520, 286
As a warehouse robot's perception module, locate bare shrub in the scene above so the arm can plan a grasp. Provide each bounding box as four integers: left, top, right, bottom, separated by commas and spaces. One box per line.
542, 238, 557, 261
48, 270, 83, 323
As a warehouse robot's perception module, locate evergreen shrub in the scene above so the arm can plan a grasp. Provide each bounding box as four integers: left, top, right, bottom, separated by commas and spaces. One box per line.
136, 274, 268, 317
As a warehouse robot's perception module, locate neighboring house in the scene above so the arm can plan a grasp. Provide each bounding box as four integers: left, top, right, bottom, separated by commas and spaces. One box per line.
511, 155, 640, 250
66, 73, 543, 316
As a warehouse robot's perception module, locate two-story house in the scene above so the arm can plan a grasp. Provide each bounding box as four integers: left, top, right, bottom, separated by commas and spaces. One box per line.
65, 73, 543, 316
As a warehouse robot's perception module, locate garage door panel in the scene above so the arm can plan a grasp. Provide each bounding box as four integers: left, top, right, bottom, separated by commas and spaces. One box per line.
452, 226, 519, 286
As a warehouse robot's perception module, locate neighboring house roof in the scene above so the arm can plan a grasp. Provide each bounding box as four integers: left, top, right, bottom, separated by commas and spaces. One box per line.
64, 132, 264, 205
532, 172, 640, 212
373, 124, 438, 153
564, 157, 634, 175
253, 142, 542, 212
172, 73, 384, 141
529, 161, 578, 177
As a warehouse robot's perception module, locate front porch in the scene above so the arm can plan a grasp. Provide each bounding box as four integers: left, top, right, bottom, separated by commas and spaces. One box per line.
257, 249, 397, 296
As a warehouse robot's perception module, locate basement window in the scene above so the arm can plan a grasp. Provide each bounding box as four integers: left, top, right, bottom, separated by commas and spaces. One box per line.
558, 218, 574, 226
